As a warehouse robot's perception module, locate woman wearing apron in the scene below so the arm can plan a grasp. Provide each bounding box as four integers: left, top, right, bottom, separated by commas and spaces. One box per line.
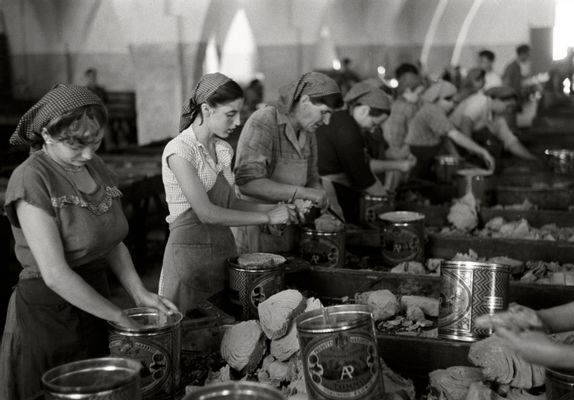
405, 81, 495, 181
233, 72, 344, 254
159, 73, 295, 314
0, 85, 178, 400
450, 85, 537, 169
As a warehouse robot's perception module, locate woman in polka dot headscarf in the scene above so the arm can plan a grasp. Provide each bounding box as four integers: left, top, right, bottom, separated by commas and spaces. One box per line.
1, 84, 179, 399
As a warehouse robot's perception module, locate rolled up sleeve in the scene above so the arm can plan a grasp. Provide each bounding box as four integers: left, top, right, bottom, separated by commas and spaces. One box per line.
234, 109, 275, 186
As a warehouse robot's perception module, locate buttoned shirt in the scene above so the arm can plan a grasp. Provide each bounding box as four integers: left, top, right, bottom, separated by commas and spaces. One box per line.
162, 126, 234, 223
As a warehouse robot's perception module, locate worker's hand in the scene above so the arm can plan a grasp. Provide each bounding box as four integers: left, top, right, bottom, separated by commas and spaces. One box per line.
398, 156, 417, 172
304, 188, 330, 211
481, 150, 496, 171
495, 326, 561, 367
134, 290, 180, 316
267, 204, 297, 225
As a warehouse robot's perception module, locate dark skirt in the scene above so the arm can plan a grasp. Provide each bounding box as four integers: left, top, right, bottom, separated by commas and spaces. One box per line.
0, 259, 110, 400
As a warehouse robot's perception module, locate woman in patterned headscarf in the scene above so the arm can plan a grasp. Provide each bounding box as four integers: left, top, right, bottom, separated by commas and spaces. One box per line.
159, 73, 296, 313
233, 72, 344, 254
0, 84, 179, 400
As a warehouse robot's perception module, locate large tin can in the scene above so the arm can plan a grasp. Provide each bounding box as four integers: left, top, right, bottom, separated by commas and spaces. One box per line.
378, 211, 426, 267
300, 228, 346, 268
360, 193, 395, 226
434, 155, 462, 183
546, 367, 574, 400
42, 357, 142, 400
227, 255, 285, 320
108, 307, 183, 399
296, 304, 384, 400
438, 261, 510, 341
183, 381, 286, 400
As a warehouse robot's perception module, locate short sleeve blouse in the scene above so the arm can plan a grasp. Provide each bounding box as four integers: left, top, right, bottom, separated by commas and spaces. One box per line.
4, 151, 128, 279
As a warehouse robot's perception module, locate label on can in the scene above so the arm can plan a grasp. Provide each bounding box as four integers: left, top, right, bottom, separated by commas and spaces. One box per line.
380, 226, 424, 264
438, 268, 473, 335
303, 332, 381, 400
109, 336, 172, 398
229, 267, 284, 320
300, 235, 343, 268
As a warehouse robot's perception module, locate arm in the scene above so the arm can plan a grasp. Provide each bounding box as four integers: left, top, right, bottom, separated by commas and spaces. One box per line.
494, 117, 537, 160
507, 140, 538, 160
169, 155, 291, 225
15, 200, 130, 325
447, 129, 495, 170
105, 242, 178, 314
456, 115, 474, 137
370, 158, 414, 174
238, 178, 326, 204
537, 302, 574, 333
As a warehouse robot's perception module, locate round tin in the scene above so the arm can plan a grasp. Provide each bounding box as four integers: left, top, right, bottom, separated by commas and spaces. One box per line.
360, 193, 395, 226
42, 357, 142, 400
378, 211, 426, 267
183, 381, 286, 400
296, 304, 384, 400
227, 255, 285, 320
108, 307, 183, 399
546, 367, 574, 400
438, 261, 510, 341
434, 155, 462, 183
300, 228, 346, 268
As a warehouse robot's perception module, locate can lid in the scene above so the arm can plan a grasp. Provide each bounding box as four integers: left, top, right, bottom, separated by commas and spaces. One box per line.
108, 307, 183, 333
441, 260, 511, 273
378, 211, 425, 223
182, 381, 286, 400
296, 304, 374, 332
42, 357, 141, 394
456, 168, 493, 177
546, 367, 574, 384
236, 253, 287, 270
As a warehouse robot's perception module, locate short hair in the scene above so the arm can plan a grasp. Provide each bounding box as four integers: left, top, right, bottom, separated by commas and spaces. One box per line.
85, 68, 97, 76
44, 104, 108, 146
516, 44, 530, 56
478, 50, 495, 62
395, 63, 419, 79
309, 93, 344, 110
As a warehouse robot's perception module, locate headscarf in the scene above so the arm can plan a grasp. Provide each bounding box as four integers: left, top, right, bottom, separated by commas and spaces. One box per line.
344, 81, 391, 111
422, 81, 457, 103
277, 72, 341, 113
179, 72, 232, 132
10, 84, 104, 147
397, 72, 424, 94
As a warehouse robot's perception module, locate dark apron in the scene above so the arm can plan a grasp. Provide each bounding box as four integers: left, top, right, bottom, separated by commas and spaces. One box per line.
15, 259, 110, 399
160, 172, 237, 314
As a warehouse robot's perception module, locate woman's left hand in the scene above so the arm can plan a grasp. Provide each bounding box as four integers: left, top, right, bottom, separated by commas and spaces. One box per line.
135, 290, 180, 316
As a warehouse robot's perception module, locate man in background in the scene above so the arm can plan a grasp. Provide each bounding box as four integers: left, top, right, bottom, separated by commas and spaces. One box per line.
478, 49, 502, 90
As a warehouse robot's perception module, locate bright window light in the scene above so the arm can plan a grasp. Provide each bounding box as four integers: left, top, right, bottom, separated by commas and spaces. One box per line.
553, 0, 574, 60
220, 9, 257, 85
333, 60, 341, 70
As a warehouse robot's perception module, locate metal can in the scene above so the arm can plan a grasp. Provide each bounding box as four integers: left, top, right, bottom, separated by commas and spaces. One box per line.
434, 155, 462, 183
296, 304, 384, 400
360, 193, 395, 226
42, 357, 142, 400
546, 368, 574, 400
300, 228, 346, 268
227, 255, 286, 320
378, 211, 426, 267
183, 381, 286, 400
545, 149, 574, 174
438, 261, 510, 341
108, 307, 183, 399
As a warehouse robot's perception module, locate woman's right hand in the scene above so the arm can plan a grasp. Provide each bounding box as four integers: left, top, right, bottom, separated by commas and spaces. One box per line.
266, 204, 296, 225
481, 149, 496, 171
303, 188, 329, 210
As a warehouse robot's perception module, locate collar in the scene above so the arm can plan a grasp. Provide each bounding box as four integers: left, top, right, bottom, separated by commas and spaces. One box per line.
276, 108, 306, 157
180, 125, 232, 168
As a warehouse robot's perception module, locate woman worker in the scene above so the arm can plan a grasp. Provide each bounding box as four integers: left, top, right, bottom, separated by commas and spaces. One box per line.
0, 84, 178, 400
316, 81, 415, 222
233, 72, 344, 254
404, 80, 495, 181
159, 73, 295, 313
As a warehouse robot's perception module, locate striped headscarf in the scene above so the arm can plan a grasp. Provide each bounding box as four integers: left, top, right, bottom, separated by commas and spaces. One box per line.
10, 84, 104, 147
277, 72, 341, 113
179, 72, 233, 132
